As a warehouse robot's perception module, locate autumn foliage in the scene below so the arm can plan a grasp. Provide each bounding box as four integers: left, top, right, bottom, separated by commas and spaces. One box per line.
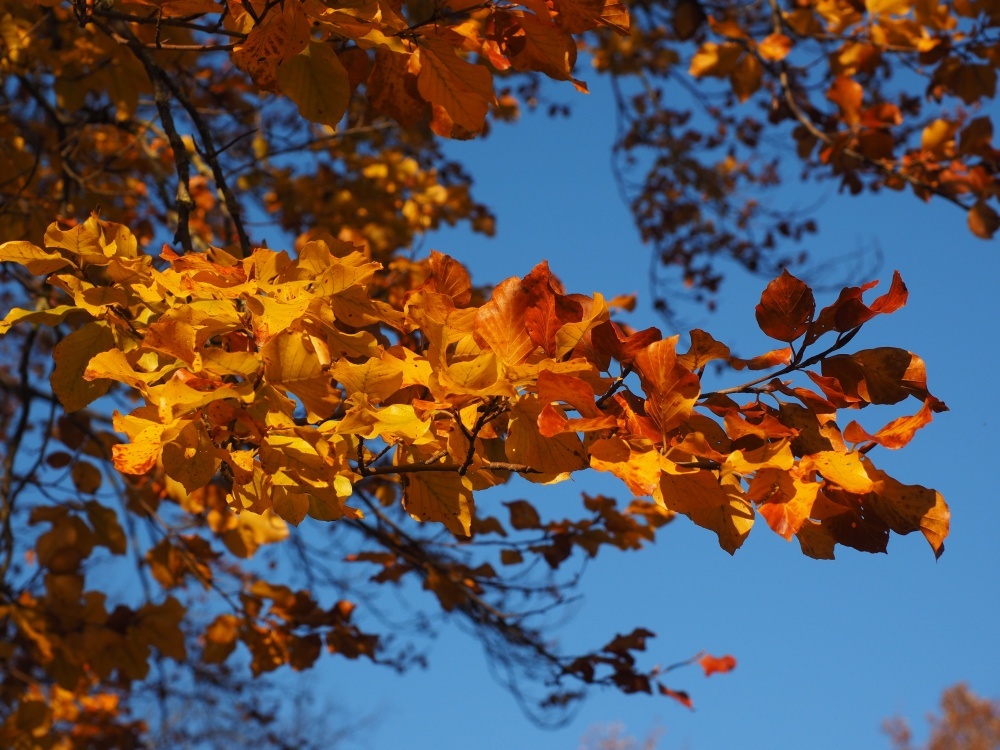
0, 0, 982, 744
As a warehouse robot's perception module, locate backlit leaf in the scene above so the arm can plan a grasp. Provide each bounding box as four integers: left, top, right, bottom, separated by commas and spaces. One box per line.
277, 42, 351, 127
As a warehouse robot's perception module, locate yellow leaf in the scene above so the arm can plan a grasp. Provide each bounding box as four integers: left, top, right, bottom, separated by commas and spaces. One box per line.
161, 421, 221, 492
920, 118, 957, 157
689, 42, 743, 78
277, 41, 351, 127
723, 439, 795, 476
364, 403, 433, 442
331, 357, 404, 403
802, 451, 875, 494
0, 241, 72, 274
0, 305, 80, 335
403, 470, 474, 537
866, 0, 913, 14
112, 423, 166, 475
589, 437, 662, 496
51, 322, 116, 412
262, 331, 342, 421
222, 510, 289, 559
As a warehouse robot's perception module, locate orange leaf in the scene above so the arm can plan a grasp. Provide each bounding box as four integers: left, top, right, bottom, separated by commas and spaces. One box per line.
758, 33, 792, 61
729, 346, 793, 371
232, 2, 310, 91
368, 50, 426, 128
678, 329, 731, 370
537, 369, 602, 418
698, 653, 737, 676
827, 76, 864, 125
416, 40, 494, 135
807, 272, 907, 343
427, 250, 472, 306
500, 11, 578, 81
869, 399, 935, 449
473, 276, 535, 365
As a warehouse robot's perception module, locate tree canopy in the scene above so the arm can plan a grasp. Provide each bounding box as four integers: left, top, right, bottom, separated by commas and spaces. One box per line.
0, 0, 991, 744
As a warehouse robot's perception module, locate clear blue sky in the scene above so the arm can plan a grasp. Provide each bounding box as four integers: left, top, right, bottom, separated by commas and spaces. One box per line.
320, 72, 1000, 749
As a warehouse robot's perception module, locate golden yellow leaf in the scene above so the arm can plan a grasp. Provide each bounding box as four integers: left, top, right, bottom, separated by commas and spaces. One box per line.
689, 42, 743, 78
112, 423, 166, 475
403, 470, 474, 537
51, 322, 116, 412
262, 331, 342, 421
802, 451, 874, 494
222, 510, 289, 558
0, 241, 72, 274
161, 421, 221, 493
589, 437, 663, 497
331, 357, 404, 403
866, 0, 913, 15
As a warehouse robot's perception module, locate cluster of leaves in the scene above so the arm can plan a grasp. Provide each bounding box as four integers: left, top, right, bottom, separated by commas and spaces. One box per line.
884, 683, 1000, 750
0, 211, 948, 744
588, 0, 1000, 311
0, 0, 969, 745
2, 0, 995, 317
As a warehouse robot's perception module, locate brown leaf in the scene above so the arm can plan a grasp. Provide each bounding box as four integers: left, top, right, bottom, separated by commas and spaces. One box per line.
403, 471, 475, 537
755, 270, 815, 342
821, 348, 945, 409
969, 201, 1000, 239
417, 40, 494, 134
658, 683, 694, 709
863, 459, 949, 558
505, 499, 542, 529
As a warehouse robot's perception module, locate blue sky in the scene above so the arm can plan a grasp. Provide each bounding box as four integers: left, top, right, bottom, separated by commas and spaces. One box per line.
317, 71, 1000, 749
